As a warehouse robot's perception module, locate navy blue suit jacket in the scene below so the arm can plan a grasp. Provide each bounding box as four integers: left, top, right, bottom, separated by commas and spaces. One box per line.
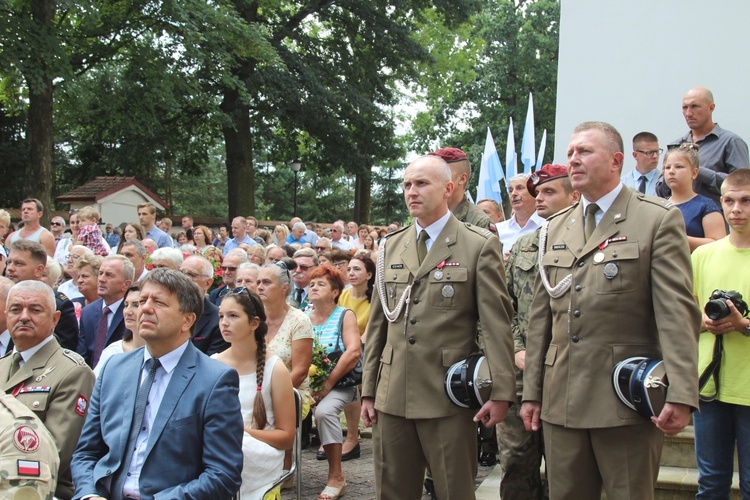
191, 297, 229, 356
76, 298, 126, 367
71, 343, 243, 499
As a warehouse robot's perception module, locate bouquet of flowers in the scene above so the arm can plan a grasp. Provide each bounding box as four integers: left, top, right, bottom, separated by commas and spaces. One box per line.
308, 338, 331, 392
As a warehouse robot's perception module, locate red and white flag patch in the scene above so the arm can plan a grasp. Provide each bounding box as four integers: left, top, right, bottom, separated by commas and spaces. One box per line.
17, 459, 41, 476
75, 394, 89, 416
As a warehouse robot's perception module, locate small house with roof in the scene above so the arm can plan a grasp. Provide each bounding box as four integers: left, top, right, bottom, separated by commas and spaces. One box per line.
56, 176, 169, 227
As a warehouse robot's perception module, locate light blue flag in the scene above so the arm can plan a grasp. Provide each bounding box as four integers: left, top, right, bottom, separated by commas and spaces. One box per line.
505, 117, 517, 182
535, 129, 548, 171
521, 93, 536, 174
477, 127, 504, 204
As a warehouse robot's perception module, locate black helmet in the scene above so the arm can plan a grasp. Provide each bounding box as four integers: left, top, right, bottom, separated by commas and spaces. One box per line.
612, 357, 668, 419
444, 354, 492, 409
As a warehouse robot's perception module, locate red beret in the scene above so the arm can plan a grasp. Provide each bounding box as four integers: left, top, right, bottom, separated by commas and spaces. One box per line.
428, 147, 468, 163
527, 164, 569, 197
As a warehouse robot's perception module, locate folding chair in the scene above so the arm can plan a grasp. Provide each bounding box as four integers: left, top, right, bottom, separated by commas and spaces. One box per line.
263, 387, 302, 500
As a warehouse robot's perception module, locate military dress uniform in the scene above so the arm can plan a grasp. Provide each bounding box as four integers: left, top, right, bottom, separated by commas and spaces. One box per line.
523, 187, 701, 499
501, 228, 545, 499
1, 338, 95, 499
453, 194, 494, 231
0, 394, 59, 499
362, 213, 515, 500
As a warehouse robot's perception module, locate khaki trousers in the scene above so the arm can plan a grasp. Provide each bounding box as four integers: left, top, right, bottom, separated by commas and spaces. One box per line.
373, 410, 477, 500
543, 420, 663, 500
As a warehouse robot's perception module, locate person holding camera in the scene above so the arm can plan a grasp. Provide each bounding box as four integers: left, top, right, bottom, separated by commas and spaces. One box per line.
692, 168, 750, 498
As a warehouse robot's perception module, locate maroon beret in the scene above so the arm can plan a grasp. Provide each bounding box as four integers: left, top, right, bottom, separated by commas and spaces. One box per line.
428, 147, 468, 163
527, 164, 569, 197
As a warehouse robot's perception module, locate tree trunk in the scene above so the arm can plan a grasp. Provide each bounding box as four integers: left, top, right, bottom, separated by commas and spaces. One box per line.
355, 168, 372, 224
25, 0, 55, 227
221, 88, 255, 220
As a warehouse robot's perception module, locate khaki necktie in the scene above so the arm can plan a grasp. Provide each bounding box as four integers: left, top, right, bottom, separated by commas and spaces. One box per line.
584, 203, 600, 242
417, 230, 429, 264
9, 352, 23, 378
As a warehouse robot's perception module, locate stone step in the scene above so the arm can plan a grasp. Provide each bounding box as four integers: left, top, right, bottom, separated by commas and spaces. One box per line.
661, 425, 739, 472
655, 466, 741, 500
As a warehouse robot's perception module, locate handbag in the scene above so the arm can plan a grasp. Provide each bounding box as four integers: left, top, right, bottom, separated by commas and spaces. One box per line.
326, 308, 364, 389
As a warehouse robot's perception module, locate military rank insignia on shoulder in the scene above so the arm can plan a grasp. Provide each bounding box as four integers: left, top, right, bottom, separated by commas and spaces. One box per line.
465, 224, 493, 239
56, 291, 69, 301
62, 350, 87, 366
639, 195, 674, 210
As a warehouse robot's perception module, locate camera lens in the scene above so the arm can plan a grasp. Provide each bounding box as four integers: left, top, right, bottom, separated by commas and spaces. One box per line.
705, 299, 729, 320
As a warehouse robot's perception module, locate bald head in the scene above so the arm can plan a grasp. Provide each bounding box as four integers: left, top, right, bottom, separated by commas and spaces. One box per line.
685, 87, 714, 104
682, 87, 716, 136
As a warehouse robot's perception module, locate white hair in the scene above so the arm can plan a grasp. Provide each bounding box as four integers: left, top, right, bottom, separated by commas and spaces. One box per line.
8, 280, 55, 311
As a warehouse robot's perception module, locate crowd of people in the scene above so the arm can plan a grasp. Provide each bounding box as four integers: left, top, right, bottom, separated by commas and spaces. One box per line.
0, 85, 748, 500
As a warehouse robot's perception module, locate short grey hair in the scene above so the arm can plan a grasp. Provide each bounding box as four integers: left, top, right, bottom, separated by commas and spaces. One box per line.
151, 247, 184, 269
121, 239, 147, 257
292, 222, 306, 232
103, 254, 136, 282
225, 248, 249, 263
184, 255, 214, 277
509, 173, 531, 184
261, 261, 293, 298
8, 280, 55, 311
293, 247, 318, 265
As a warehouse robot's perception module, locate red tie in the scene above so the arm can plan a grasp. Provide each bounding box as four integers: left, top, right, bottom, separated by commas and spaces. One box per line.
92, 307, 111, 367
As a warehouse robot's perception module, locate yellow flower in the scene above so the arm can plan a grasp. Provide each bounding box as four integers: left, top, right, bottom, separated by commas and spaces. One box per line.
308, 364, 318, 377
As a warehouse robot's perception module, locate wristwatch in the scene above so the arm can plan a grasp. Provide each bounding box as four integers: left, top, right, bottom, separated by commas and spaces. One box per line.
743, 320, 750, 337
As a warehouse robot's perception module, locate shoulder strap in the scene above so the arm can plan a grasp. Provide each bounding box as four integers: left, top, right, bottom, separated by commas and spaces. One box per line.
334, 307, 350, 351
698, 335, 723, 402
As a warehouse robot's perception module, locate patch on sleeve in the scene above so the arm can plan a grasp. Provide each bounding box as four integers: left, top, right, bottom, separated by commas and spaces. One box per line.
17, 459, 41, 477
13, 426, 40, 453
75, 394, 89, 417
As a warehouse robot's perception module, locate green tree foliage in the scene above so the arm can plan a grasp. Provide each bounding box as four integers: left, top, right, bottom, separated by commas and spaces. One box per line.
409, 0, 560, 194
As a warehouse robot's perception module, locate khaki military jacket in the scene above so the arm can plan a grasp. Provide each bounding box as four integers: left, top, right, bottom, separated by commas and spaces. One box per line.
522, 188, 701, 428
0, 338, 95, 499
0, 394, 59, 499
362, 213, 515, 419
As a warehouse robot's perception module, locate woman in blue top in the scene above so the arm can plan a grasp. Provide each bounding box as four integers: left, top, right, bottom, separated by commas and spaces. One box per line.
307, 265, 360, 500
664, 143, 726, 252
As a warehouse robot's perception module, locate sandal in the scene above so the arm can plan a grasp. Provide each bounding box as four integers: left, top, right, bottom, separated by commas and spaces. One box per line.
318, 483, 346, 499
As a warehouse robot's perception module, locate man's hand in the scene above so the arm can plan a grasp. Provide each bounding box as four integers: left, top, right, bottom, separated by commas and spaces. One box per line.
520, 401, 541, 432
703, 300, 749, 336
515, 350, 526, 371
473, 400, 509, 428
361, 397, 377, 427
651, 402, 691, 435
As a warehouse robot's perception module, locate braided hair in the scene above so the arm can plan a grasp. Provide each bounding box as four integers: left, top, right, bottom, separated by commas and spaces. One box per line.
223, 288, 270, 430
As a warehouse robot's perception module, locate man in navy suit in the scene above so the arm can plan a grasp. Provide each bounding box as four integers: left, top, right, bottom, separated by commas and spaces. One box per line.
179, 255, 228, 355
71, 269, 243, 499
77, 255, 133, 367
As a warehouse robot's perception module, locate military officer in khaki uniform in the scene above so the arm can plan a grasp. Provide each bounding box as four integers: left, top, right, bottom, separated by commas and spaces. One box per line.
1, 281, 95, 499
0, 394, 59, 499
428, 147, 496, 232
361, 155, 515, 500
501, 164, 579, 499
521, 122, 701, 499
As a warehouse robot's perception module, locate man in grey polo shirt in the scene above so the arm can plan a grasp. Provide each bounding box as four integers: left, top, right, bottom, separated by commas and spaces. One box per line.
657, 87, 749, 204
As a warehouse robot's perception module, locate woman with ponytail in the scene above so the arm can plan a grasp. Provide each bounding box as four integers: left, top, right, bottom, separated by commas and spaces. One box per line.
214, 287, 295, 499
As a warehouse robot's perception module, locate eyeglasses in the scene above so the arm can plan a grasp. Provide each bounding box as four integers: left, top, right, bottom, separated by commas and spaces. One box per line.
274, 260, 292, 280
635, 149, 664, 157
50, 222, 63, 227
332, 261, 348, 268
232, 286, 249, 296
221, 266, 237, 272
296, 264, 316, 272
387, 227, 396, 232
331, 229, 341, 233
314, 246, 328, 251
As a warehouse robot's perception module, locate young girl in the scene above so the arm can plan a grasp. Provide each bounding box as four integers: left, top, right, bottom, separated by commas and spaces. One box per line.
214, 288, 295, 499
663, 143, 726, 251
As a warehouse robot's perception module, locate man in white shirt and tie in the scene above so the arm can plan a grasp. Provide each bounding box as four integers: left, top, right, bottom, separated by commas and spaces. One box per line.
622, 131, 662, 196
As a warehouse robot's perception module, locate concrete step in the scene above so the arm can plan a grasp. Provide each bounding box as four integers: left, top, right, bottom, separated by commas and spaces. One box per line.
655, 466, 741, 500
661, 425, 738, 472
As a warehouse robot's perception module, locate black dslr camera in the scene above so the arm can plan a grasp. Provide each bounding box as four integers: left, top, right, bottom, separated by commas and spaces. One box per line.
704, 290, 749, 320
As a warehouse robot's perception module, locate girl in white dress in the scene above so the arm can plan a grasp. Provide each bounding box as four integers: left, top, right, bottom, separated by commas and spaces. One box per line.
214, 288, 295, 499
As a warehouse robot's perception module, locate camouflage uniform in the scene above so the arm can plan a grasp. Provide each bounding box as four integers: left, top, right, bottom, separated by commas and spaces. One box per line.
0, 339, 95, 499
0, 394, 59, 499
454, 194, 494, 230
499, 228, 546, 499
